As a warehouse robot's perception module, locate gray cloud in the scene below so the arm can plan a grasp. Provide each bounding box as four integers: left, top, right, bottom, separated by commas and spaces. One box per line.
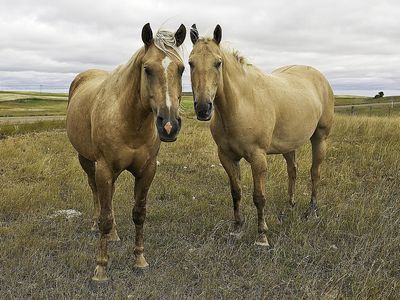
0, 0, 399, 95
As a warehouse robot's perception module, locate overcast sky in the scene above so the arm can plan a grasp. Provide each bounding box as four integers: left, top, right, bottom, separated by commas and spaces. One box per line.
1, 0, 399, 95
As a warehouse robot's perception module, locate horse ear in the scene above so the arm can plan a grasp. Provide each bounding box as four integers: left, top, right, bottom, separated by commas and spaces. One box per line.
142, 23, 153, 47
175, 24, 186, 47
213, 24, 222, 45
190, 24, 199, 44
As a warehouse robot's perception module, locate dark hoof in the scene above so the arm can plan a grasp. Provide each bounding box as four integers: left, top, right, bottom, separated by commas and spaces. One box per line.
277, 211, 288, 223
254, 242, 274, 252
303, 207, 319, 220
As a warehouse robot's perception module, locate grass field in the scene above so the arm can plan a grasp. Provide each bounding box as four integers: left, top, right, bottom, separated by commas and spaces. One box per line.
0, 107, 399, 298
0, 91, 68, 117
1, 90, 400, 119
335, 103, 400, 117
334, 95, 400, 106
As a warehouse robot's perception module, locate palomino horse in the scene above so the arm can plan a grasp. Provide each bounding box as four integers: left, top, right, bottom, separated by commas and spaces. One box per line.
189, 24, 334, 247
67, 23, 186, 281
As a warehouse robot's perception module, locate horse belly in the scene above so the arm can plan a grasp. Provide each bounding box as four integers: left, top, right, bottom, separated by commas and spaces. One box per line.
268, 117, 318, 154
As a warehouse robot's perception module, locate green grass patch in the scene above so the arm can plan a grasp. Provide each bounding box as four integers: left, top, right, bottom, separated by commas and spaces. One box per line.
335, 95, 400, 106
0, 98, 67, 117
0, 115, 399, 298
0, 90, 68, 97
0, 120, 65, 137
335, 104, 400, 117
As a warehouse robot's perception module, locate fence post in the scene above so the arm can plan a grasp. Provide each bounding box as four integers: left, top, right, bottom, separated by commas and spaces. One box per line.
351, 105, 355, 115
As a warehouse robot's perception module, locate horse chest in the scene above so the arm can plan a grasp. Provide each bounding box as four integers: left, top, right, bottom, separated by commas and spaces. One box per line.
211, 122, 254, 158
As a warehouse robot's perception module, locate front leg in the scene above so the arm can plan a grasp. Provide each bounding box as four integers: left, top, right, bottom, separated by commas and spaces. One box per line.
92, 160, 116, 282
249, 151, 270, 247
131, 159, 156, 269
218, 149, 242, 237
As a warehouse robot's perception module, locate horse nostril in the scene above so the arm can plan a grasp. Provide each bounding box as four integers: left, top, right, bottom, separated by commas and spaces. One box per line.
194, 101, 198, 110
208, 102, 212, 111
157, 116, 163, 125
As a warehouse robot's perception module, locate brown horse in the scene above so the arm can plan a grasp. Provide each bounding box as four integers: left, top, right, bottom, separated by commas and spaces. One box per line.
189, 24, 334, 247
66, 23, 186, 281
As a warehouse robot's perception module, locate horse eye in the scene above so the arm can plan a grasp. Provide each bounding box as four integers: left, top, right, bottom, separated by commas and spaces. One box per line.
178, 66, 185, 76
188, 61, 194, 69
215, 61, 222, 68
144, 66, 152, 76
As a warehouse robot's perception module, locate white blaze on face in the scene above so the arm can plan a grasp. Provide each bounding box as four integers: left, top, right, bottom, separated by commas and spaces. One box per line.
161, 56, 172, 112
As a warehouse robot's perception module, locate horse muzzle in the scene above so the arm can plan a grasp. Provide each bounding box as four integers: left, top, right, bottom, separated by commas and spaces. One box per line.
156, 116, 181, 142
194, 101, 213, 121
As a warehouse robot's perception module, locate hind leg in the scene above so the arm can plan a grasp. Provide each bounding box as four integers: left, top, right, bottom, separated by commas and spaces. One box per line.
78, 154, 119, 241
283, 151, 297, 208
78, 154, 100, 231
305, 128, 328, 218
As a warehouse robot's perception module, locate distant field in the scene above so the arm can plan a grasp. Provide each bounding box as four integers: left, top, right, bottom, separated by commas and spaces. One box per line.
0, 98, 67, 117
0, 91, 400, 120
0, 112, 399, 298
334, 95, 400, 106
335, 103, 400, 117
0, 91, 68, 101
0, 91, 68, 118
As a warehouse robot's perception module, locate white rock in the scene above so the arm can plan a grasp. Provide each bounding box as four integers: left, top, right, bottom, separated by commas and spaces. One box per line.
49, 209, 82, 219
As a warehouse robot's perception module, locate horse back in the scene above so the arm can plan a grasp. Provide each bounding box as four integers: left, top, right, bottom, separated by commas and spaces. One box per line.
272, 65, 334, 124
68, 69, 109, 102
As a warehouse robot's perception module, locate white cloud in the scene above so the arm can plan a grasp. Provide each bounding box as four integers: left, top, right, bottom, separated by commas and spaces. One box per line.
0, 0, 399, 95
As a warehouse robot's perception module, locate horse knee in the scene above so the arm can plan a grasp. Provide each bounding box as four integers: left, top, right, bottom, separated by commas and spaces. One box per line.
310, 166, 320, 181
288, 164, 297, 180
98, 211, 113, 234
132, 204, 146, 225
231, 187, 241, 202
253, 193, 266, 208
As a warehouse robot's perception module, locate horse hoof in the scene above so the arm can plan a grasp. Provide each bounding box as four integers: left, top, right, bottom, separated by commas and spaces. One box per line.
254, 233, 271, 247
91, 221, 98, 232
134, 255, 149, 269
277, 211, 288, 223
303, 208, 319, 220
92, 265, 109, 282
254, 241, 271, 247
229, 231, 243, 239
107, 231, 120, 242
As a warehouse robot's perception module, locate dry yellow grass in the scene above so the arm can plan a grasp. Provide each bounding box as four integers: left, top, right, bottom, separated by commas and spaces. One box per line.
0, 114, 399, 298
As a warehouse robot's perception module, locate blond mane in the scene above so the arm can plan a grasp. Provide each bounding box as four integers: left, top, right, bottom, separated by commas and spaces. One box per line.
154, 29, 184, 63
231, 49, 250, 66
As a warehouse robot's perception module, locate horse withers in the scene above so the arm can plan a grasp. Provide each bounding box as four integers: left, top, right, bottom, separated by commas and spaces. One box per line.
189, 24, 334, 247
66, 23, 186, 281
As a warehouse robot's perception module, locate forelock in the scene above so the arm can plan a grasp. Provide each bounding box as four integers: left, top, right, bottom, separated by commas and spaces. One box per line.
153, 29, 183, 63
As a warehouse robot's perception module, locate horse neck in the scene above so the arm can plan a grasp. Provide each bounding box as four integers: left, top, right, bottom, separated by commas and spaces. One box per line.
214, 51, 246, 120
115, 48, 154, 127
